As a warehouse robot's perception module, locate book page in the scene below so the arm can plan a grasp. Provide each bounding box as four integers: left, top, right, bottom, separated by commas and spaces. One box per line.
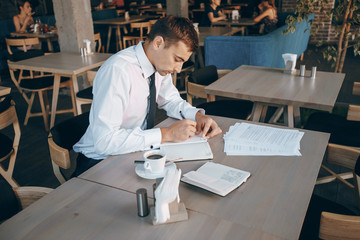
181, 162, 251, 196
182, 171, 235, 196
197, 162, 250, 186
160, 134, 207, 147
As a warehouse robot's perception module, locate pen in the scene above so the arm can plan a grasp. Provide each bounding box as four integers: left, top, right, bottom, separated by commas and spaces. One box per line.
180, 111, 185, 119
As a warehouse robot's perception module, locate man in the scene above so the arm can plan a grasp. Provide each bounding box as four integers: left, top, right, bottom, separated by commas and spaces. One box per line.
73, 16, 222, 176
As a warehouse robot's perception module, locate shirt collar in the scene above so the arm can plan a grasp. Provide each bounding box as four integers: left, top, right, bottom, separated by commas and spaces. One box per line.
135, 41, 156, 79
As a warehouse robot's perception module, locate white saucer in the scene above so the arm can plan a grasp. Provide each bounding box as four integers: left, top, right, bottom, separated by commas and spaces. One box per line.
135, 162, 176, 179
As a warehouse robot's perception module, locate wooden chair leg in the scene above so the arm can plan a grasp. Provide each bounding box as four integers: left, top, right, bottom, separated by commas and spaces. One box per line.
24, 92, 36, 126
76, 101, 83, 115
0, 152, 19, 188
51, 161, 66, 184
38, 90, 49, 131
43, 91, 50, 113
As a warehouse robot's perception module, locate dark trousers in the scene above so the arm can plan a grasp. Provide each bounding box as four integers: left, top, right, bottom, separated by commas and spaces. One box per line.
72, 153, 102, 177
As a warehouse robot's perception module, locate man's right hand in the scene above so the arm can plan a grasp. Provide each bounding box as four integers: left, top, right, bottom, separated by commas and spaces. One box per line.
160, 119, 197, 143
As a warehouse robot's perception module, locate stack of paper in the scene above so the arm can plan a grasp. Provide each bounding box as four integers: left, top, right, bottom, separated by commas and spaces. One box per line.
223, 123, 304, 156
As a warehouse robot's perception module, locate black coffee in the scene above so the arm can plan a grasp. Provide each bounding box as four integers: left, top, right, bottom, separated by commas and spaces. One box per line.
147, 154, 163, 159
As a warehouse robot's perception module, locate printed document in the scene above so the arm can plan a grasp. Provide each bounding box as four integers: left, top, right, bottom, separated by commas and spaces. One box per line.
223, 123, 304, 156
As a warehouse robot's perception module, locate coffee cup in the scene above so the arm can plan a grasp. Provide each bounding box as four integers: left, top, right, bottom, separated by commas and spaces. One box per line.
143, 150, 166, 174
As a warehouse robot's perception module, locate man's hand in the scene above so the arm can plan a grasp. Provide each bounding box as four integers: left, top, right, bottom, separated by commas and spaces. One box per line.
195, 111, 222, 138
160, 119, 197, 143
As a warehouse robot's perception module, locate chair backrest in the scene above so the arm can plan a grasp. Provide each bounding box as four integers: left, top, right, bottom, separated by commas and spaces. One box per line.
0, 179, 52, 223
319, 212, 360, 240
185, 65, 218, 105
347, 82, 360, 121
130, 21, 152, 37
6, 37, 40, 55
0, 97, 21, 187
94, 32, 102, 53
48, 112, 90, 183
87, 70, 97, 86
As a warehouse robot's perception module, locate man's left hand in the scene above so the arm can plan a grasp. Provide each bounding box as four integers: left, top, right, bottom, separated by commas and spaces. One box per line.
195, 111, 222, 138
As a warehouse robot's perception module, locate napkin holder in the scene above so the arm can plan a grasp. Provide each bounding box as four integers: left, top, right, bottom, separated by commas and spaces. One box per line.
150, 200, 188, 225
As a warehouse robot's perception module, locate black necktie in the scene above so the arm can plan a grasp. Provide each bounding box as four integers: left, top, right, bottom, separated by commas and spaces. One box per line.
146, 73, 156, 129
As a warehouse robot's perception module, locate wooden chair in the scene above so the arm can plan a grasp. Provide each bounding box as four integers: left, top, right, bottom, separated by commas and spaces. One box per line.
75, 70, 96, 114
186, 65, 254, 120
6, 37, 76, 131
0, 97, 20, 188
319, 212, 360, 240
304, 82, 360, 208
299, 157, 360, 239
94, 32, 103, 53
122, 21, 151, 48
48, 112, 90, 184
171, 60, 195, 95
0, 179, 52, 223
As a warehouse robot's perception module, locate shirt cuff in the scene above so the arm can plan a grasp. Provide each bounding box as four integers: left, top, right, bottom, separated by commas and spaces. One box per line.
144, 128, 162, 150
185, 108, 205, 121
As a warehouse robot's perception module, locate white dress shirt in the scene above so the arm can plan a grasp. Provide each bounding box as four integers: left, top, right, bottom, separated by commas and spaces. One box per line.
73, 42, 201, 160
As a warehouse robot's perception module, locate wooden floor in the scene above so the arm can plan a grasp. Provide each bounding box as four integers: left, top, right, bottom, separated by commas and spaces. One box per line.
0, 44, 359, 216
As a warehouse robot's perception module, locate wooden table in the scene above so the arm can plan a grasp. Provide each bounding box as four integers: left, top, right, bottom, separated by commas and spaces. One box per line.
196, 26, 244, 68
198, 26, 244, 46
7, 52, 112, 128
139, 8, 167, 17
0, 178, 283, 240
205, 65, 345, 128
0, 86, 11, 97
212, 18, 256, 29
94, 15, 158, 52
11, 32, 58, 52
79, 116, 330, 240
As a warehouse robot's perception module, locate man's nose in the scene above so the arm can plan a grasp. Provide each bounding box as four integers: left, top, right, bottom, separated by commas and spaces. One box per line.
174, 63, 183, 73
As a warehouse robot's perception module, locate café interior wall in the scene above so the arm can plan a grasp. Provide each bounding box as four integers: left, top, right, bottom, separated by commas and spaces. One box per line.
0, 0, 52, 20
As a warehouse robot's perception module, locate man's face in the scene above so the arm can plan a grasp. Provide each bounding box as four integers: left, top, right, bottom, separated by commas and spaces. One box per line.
152, 38, 193, 76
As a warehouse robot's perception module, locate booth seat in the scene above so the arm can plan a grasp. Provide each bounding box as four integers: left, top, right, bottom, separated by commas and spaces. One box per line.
204, 13, 314, 70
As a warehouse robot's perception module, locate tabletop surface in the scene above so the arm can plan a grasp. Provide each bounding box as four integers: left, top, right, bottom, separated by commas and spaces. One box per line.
10, 31, 57, 38
212, 18, 256, 26
93, 15, 158, 25
0, 178, 285, 240
198, 27, 244, 46
79, 116, 330, 240
8, 52, 112, 75
205, 65, 345, 111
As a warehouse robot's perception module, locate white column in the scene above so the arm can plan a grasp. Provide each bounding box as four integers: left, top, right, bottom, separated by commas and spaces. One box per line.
166, 0, 188, 18
53, 0, 95, 52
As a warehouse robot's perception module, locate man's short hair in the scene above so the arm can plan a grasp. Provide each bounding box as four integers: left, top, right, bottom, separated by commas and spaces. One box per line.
147, 16, 199, 52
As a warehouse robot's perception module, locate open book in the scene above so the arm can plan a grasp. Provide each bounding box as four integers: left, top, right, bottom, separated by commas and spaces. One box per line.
160, 134, 213, 162
181, 162, 251, 197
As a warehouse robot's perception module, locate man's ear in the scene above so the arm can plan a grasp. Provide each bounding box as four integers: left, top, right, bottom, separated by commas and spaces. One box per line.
152, 36, 165, 50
